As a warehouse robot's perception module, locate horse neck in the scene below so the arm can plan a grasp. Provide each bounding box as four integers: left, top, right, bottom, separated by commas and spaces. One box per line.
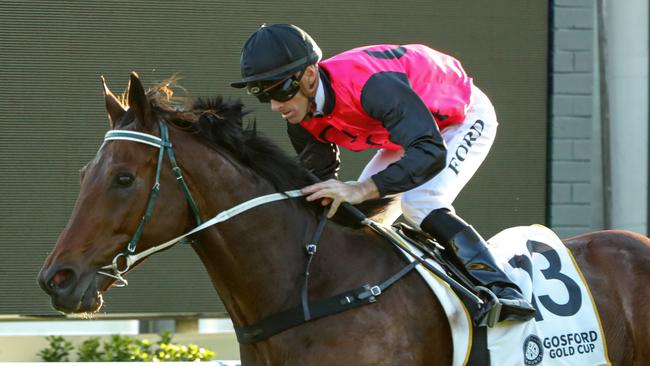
173, 134, 321, 326
172, 129, 404, 335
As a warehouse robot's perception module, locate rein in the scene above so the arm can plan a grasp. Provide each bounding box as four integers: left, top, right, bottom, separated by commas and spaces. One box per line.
95, 121, 420, 344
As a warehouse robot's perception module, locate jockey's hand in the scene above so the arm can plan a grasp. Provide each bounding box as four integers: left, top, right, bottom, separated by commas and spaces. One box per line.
301, 179, 380, 218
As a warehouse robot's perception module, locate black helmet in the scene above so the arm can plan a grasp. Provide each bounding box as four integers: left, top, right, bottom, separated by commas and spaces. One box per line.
231, 24, 322, 88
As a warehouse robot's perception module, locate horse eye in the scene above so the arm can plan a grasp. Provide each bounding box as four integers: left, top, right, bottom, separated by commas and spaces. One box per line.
114, 173, 135, 187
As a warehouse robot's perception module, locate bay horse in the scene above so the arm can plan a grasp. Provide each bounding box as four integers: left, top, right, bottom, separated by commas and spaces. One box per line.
38, 73, 650, 365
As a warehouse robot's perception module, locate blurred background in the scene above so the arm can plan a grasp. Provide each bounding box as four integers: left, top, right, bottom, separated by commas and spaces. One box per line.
0, 0, 646, 362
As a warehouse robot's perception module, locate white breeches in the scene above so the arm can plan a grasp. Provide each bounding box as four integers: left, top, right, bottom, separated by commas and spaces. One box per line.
358, 85, 498, 228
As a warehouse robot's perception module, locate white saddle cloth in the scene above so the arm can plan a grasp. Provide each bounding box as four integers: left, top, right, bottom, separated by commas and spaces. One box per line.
391, 224, 611, 366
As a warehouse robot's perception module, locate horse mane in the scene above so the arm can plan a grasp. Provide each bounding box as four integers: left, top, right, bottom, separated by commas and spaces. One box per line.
144, 81, 391, 227
193, 96, 314, 192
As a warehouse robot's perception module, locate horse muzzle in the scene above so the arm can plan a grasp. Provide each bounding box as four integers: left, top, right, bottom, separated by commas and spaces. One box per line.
38, 264, 103, 313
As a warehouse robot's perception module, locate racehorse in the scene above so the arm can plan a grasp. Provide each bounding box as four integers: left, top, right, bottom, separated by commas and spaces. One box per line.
38, 73, 650, 365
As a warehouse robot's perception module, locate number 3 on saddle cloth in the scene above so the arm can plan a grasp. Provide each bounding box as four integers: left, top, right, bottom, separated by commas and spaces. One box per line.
392, 223, 611, 366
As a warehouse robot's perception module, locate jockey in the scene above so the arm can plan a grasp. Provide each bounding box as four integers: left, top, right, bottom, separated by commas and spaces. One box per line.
231, 24, 535, 323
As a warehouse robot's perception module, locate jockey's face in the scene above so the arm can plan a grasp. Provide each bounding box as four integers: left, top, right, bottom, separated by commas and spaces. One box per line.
270, 65, 318, 124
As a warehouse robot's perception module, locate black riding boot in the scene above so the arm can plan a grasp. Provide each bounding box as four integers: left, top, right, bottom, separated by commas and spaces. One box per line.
421, 209, 536, 322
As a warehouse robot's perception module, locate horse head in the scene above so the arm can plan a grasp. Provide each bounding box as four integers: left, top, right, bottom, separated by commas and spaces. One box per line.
37, 73, 197, 313
38, 71, 391, 319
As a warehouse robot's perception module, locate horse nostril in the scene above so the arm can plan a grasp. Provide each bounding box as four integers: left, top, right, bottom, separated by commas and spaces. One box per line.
48, 268, 75, 292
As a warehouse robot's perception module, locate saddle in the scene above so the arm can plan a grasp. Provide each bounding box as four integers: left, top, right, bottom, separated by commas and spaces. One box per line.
388, 222, 503, 327
389, 223, 611, 366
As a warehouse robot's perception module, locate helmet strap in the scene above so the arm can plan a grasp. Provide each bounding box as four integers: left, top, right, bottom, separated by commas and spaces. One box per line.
302, 97, 317, 121
300, 66, 319, 122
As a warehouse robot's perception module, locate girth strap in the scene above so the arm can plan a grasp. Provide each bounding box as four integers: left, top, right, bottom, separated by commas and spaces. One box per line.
234, 260, 418, 344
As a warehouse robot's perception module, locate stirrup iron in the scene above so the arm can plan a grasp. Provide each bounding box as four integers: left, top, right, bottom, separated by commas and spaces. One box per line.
473, 286, 502, 328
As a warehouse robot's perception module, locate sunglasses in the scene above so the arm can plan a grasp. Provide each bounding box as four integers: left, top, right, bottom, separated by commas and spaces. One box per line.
247, 69, 306, 103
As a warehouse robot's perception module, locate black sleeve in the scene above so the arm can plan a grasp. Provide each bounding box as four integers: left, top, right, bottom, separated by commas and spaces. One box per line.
287, 122, 340, 180
361, 72, 447, 196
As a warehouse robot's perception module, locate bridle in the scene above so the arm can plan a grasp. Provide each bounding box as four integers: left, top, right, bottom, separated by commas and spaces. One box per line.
97, 120, 303, 286
96, 121, 200, 286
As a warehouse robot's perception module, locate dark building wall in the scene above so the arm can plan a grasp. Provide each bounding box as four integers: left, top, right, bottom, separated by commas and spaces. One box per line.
0, 0, 547, 315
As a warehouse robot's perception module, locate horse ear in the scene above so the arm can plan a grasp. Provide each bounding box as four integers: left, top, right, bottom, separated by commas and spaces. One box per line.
127, 72, 154, 131
101, 76, 126, 129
